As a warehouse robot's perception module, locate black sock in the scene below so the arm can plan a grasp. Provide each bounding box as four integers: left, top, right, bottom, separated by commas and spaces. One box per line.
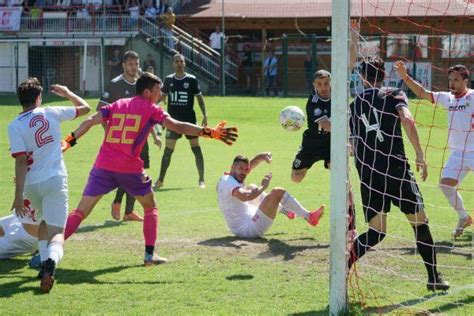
348, 204, 356, 231
349, 228, 386, 268
113, 187, 126, 204
158, 147, 174, 182
191, 146, 204, 182
412, 223, 439, 282
124, 193, 136, 215
145, 245, 154, 256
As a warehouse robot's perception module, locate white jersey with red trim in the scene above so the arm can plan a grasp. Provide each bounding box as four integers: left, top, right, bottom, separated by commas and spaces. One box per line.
432, 89, 474, 152
216, 174, 253, 234
8, 106, 77, 185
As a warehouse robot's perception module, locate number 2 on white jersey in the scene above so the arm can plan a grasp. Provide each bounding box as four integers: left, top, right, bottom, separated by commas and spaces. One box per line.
29, 115, 54, 147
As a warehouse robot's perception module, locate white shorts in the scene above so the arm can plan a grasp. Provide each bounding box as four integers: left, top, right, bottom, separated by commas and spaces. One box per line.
24, 175, 69, 228
233, 208, 274, 238
441, 151, 474, 182
0, 215, 37, 259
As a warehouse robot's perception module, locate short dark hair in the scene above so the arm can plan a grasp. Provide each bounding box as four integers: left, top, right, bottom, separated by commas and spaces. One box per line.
122, 50, 139, 63
360, 57, 385, 84
17, 77, 43, 107
232, 155, 249, 165
448, 65, 469, 80
173, 53, 185, 61
136, 72, 162, 95
313, 69, 331, 81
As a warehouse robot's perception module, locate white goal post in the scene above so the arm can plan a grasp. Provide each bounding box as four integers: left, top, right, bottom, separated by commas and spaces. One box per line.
329, 0, 350, 315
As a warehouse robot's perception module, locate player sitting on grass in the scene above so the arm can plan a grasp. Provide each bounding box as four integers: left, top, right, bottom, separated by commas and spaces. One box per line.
394, 61, 472, 239
0, 199, 38, 261
217, 152, 324, 238
61, 72, 238, 266
8, 79, 91, 293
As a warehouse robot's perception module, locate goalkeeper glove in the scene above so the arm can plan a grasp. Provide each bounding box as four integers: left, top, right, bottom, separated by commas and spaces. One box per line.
199, 121, 238, 146
61, 132, 77, 153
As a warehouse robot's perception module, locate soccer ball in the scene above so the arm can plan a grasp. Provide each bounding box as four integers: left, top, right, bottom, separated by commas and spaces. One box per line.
279, 106, 305, 131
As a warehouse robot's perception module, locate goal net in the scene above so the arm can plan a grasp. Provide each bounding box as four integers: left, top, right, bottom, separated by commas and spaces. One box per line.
345, 1, 473, 314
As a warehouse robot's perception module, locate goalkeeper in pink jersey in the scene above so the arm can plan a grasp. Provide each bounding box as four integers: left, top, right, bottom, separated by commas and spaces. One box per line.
61, 72, 238, 265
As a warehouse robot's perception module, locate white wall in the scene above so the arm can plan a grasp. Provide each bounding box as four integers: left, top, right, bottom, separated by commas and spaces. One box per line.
0, 42, 28, 92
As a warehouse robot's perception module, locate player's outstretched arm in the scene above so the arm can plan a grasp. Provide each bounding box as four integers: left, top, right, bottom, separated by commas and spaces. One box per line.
398, 107, 428, 181
50, 84, 91, 117
393, 61, 432, 101
249, 152, 272, 171
62, 112, 103, 152
162, 117, 238, 145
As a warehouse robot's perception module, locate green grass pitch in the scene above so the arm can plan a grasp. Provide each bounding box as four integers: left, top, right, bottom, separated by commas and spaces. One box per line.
0, 95, 472, 315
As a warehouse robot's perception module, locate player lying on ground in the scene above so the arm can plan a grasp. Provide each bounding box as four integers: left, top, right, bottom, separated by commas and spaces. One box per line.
62, 72, 238, 265
394, 61, 472, 239
0, 199, 38, 260
217, 152, 324, 238
8, 79, 91, 293
349, 57, 449, 291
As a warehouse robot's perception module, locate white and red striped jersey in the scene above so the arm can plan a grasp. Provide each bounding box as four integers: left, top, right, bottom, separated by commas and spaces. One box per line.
432, 89, 474, 153
8, 106, 77, 185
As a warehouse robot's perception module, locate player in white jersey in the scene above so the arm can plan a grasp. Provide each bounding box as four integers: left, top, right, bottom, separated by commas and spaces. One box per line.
217, 152, 325, 238
0, 199, 39, 259
394, 62, 473, 238
7, 77, 91, 293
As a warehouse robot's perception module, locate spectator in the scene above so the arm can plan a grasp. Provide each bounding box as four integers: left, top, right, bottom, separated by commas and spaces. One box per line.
159, 0, 169, 14
146, 65, 155, 74
127, 0, 140, 27
263, 50, 278, 96
304, 52, 317, 91
108, 49, 122, 80
240, 44, 253, 93
144, 0, 157, 20
209, 26, 224, 51
143, 53, 156, 72
160, 7, 175, 49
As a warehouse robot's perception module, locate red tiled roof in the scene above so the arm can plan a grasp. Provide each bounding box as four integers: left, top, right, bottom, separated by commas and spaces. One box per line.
180, 0, 474, 18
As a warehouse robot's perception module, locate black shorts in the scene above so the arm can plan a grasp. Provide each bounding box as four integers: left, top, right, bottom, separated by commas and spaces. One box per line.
360, 164, 424, 223
292, 135, 330, 170
165, 129, 198, 140
140, 140, 150, 169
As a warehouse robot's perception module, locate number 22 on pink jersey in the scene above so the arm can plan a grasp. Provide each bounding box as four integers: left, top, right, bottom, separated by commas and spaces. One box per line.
105, 114, 142, 144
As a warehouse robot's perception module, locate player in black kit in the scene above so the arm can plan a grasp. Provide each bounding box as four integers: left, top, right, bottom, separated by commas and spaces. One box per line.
291, 70, 356, 238
98, 51, 161, 222
348, 57, 449, 291
154, 54, 208, 189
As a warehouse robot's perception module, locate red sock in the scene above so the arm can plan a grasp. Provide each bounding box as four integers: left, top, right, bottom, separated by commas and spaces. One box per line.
64, 209, 85, 240
143, 207, 158, 247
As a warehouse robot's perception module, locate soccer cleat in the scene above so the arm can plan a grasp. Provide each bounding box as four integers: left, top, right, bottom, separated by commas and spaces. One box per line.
123, 211, 144, 222
111, 202, 121, 221
307, 204, 325, 226
198, 181, 206, 189
452, 215, 472, 239
28, 252, 42, 269
152, 180, 163, 190
144, 253, 168, 266
427, 274, 450, 292
40, 259, 56, 293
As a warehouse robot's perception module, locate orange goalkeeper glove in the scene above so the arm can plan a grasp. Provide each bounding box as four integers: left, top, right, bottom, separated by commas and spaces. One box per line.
61, 133, 77, 153
199, 121, 238, 146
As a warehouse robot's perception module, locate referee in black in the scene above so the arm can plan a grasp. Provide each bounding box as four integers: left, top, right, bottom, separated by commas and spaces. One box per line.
348, 57, 449, 291
154, 54, 208, 189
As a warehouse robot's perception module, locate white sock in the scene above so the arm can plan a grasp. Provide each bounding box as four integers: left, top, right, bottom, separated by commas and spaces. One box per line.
278, 204, 293, 216
48, 241, 64, 265
440, 184, 469, 219
280, 192, 309, 219
38, 240, 48, 262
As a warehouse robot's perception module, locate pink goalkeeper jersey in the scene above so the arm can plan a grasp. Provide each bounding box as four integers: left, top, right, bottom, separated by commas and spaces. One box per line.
95, 96, 169, 173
